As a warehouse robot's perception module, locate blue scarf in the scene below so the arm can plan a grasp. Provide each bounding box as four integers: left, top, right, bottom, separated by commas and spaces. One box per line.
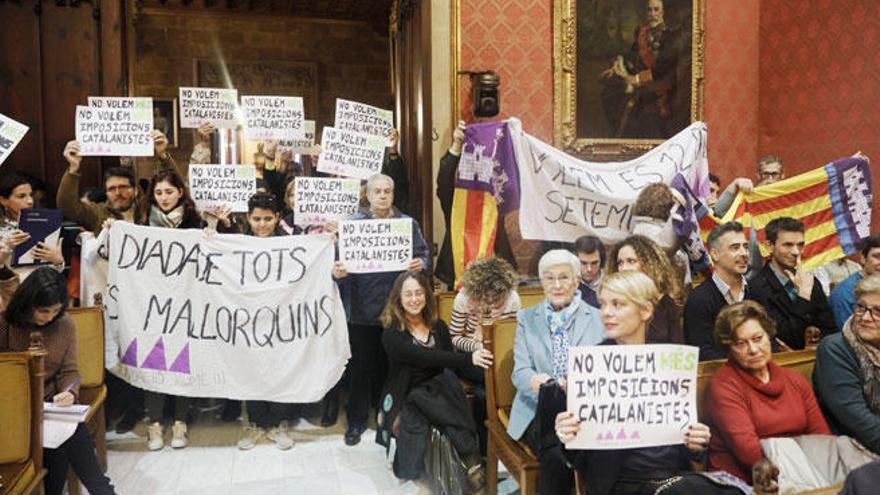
545, 291, 581, 380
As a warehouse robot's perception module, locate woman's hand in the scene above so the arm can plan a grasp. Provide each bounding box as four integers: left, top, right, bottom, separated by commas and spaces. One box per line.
197, 123, 216, 143
202, 205, 232, 228
529, 373, 551, 392
4, 229, 30, 249
471, 348, 493, 369
684, 422, 711, 453
53, 391, 75, 407
332, 261, 348, 279
555, 411, 580, 444
407, 258, 424, 272
32, 241, 64, 266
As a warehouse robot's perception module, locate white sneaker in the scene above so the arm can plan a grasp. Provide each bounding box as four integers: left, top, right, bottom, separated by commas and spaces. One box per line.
170, 421, 188, 449
237, 423, 266, 450
147, 422, 164, 451
267, 420, 294, 450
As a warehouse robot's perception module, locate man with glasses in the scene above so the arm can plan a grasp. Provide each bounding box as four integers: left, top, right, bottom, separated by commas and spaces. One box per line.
57, 130, 182, 233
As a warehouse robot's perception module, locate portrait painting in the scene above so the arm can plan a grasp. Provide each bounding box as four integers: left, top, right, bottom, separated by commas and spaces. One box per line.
152, 98, 179, 148
554, 0, 704, 157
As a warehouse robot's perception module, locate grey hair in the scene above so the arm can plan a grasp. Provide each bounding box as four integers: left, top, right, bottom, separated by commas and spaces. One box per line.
538, 249, 580, 279
855, 274, 880, 300
367, 173, 394, 190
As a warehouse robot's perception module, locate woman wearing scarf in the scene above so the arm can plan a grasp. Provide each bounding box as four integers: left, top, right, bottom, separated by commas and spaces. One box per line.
507, 249, 606, 495
815, 274, 880, 455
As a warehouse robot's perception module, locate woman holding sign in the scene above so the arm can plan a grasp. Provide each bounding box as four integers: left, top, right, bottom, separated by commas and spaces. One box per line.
0, 268, 116, 495
0, 172, 65, 279
554, 271, 713, 495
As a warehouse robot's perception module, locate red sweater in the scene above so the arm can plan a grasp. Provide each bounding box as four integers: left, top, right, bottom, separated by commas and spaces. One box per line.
706, 360, 830, 482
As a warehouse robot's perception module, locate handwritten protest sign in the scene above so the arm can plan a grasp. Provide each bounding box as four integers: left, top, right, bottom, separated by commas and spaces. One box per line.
317, 127, 386, 180
106, 222, 350, 401
293, 177, 360, 226
189, 164, 257, 212
241, 95, 305, 141
75, 99, 154, 156
339, 218, 412, 273
0, 113, 29, 166
334, 98, 394, 144
566, 344, 698, 450
280, 120, 316, 155
179, 87, 238, 129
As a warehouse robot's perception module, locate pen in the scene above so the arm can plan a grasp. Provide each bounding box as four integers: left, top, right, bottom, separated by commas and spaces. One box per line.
62, 375, 80, 394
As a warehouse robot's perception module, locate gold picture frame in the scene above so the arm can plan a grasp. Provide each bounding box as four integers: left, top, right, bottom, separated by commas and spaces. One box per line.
553, 0, 705, 159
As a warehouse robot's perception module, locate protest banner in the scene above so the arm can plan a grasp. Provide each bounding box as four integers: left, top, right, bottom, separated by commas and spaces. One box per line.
566, 344, 699, 450
189, 164, 257, 213
339, 218, 412, 273
334, 98, 393, 144
280, 120, 316, 155
106, 222, 350, 402
241, 95, 305, 141
179, 87, 238, 129
293, 177, 360, 226
0, 112, 29, 166
316, 126, 386, 180
75, 100, 154, 156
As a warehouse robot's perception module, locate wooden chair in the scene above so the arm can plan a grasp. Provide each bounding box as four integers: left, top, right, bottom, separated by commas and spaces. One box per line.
483, 318, 539, 495
516, 286, 545, 311
436, 290, 457, 326
0, 335, 47, 495
66, 307, 108, 495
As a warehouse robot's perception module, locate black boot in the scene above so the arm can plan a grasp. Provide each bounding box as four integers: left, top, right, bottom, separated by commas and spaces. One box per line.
321, 386, 340, 427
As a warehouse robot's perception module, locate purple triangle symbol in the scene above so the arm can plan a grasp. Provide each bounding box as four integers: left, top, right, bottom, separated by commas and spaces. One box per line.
630, 431, 640, 440
141, 337, 167, 371
616, 428, 627, 440
169, 343, 191, 374
596, 433, 604, 441
604, 431, 614, 440
121, 338, 138, 366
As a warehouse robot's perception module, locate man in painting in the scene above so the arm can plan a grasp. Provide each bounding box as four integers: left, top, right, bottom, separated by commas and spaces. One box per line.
600, 0, 683, 138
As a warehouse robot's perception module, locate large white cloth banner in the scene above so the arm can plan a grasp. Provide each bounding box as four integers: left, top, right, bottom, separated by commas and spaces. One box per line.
106, 222, 350, 402
509, 119, 709, 243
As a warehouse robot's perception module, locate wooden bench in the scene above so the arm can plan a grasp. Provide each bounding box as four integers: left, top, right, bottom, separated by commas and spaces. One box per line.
435, 285, 545, 329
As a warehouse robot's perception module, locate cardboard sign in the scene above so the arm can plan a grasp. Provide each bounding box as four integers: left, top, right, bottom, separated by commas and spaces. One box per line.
241, 95, 305, 141
334, 98, 393, 145
0, 113, 29, 166
293, 177, 360, 226
189, 164, 257, 213
179, 87, 239, 129
75, 99, 154, 156
566, 344, 699, 450
279, 120, 316, 155
316, 127, 386, 180
106, 222, 350, 402
339, 218, 412, 273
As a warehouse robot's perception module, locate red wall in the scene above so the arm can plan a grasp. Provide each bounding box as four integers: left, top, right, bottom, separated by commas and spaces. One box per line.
758, 0, 880, 228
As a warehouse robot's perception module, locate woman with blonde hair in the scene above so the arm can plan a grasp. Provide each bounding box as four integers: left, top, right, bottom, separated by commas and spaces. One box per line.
607, 234, 684, 343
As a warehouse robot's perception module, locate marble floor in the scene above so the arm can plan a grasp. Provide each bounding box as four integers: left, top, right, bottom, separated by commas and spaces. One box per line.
99, 404, 519, 495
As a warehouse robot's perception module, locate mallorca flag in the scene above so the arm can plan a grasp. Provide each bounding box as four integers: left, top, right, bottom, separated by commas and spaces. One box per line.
450, 121, 520, 284
712, 157, 872, 270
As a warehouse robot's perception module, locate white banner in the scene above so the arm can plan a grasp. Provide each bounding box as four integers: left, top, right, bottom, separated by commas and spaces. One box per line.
317, 126, 386, 180
339, 218, 412, 273
0, 112, 29, 167
75, 100, 154, 156
510, 119, 709, 243
334, 98, 393, 145
293, 177, 360, 226
566, 344, 698, 450
280, 120, 316, 155
241, 95, 305, 141
106, 223, 350, 402
179, 87, 239, 129
189, 164, 257, 213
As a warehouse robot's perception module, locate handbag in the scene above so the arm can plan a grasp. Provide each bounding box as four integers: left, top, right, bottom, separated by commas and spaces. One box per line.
424, 427, 469, 495
654, 472, 751, 495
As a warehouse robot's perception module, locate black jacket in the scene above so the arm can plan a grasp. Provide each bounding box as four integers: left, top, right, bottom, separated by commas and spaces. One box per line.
748, 263, 836, 349
434, 151, 459, 287
684, 277, 754, 361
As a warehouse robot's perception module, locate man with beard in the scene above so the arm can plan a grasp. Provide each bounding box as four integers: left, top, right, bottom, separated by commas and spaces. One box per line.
684, 222, 753, 360
749, 217, 837, 349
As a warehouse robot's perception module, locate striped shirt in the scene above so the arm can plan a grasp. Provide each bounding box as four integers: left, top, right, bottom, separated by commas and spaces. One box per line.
449, 290, 521, 352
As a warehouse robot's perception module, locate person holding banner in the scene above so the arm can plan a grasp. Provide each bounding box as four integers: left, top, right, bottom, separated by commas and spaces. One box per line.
554, 271, 712, 495
332, 172, 429, 446
607, 235, 684, 344
0, 172, 65, 276
0, 268, 117, 495
376, 271, 487, 486
508, 249, 606, 495
707, 300, 831, 482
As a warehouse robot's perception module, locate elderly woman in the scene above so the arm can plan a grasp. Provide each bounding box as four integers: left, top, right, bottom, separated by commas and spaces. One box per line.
707, 300, 830, 481
815, 274, 880, 455
607, 235, 684, 344
555, 271, 712, 495
509, 249, 606, 495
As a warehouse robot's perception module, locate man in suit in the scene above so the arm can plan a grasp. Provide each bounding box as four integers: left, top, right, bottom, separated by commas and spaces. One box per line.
684, 221, 752, 360
749, 217, 836, 349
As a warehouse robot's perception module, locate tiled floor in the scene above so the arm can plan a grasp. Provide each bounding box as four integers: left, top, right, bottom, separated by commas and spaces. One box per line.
101, 405, 519, 495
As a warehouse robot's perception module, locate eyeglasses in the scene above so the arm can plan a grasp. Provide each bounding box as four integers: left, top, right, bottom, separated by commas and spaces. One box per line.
541, 274, 574, 287
730, 332, 768, 352
854, 304, 880, 321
